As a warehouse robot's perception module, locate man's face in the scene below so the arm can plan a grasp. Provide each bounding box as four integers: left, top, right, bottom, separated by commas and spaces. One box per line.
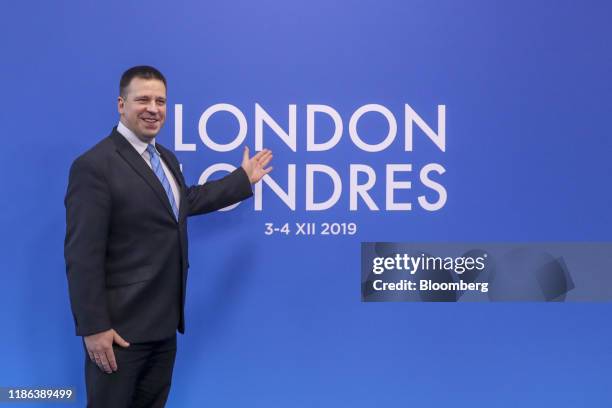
118, 77, 167, 141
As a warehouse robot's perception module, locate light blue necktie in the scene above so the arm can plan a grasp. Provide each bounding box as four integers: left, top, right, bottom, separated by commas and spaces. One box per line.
146, 144, 179, 220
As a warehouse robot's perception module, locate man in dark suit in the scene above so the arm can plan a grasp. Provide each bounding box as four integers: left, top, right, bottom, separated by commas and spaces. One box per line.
64, 66, 273, 407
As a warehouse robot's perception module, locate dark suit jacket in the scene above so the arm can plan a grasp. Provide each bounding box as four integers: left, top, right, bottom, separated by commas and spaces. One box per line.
64, 127, 253, 343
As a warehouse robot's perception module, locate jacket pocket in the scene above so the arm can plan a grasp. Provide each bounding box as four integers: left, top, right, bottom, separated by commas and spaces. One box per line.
106, 266, 155, 288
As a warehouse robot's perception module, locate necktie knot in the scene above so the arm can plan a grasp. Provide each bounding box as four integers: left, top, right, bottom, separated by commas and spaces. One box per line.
146, 144, 157, 157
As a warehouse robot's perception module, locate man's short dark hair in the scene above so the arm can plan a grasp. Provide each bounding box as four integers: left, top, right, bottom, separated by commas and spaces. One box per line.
119, 65, 167, 98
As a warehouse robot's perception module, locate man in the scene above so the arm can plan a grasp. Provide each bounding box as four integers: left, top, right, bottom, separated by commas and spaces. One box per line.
64, 65, 272, 407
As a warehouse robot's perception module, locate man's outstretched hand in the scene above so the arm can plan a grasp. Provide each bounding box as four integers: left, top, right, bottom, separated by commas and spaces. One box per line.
241, 147, 273, 184
84, 329, 130, 374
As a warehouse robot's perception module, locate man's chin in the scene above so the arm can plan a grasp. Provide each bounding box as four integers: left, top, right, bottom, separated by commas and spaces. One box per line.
135, 130, 158, 142
140, 126, 161, 138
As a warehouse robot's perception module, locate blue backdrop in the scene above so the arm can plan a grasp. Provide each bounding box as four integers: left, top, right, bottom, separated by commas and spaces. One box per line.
2, 1, 612, 406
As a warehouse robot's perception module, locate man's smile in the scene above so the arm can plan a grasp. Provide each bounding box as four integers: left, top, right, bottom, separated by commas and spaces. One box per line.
140, 117, 160, 128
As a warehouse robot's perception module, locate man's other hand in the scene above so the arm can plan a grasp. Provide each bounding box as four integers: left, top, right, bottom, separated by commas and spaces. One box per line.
84, 329, 130, 374
241, 146, 273, 184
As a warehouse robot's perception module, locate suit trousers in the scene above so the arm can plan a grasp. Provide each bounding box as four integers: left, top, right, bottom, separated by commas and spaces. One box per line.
84, 334, 177, 408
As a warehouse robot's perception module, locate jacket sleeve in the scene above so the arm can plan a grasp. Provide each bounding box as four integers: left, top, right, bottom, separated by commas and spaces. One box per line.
64, 156, 112, 336
186, 167, 253, 216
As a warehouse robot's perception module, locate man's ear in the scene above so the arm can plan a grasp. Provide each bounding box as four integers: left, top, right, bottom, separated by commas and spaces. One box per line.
117, 96, 125, 115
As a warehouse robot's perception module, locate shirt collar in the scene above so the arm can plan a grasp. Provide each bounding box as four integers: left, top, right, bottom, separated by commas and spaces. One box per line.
117, 121, 156, 156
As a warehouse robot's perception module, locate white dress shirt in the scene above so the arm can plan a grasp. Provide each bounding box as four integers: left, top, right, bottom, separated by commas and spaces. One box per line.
117, 121, 181, 210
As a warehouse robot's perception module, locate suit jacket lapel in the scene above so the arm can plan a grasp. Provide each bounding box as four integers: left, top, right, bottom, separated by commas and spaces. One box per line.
110, 129, 177, 222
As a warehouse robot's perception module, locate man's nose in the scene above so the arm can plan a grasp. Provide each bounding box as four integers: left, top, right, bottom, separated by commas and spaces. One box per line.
146, 101, 159, 114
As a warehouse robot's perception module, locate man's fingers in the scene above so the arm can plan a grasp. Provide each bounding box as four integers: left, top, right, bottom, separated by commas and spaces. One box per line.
84, 329, 125, 373
263, 166, 273, 175
252, 150, 265, 162
93, 353, 105, 373
105, 349, 118, 372
97, 351, 112, 374
113, 331, 130, 348
257, 150, 270, 161
259, 153, 273, 168
242, 146, 250, 163
252, 149, 272, 163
